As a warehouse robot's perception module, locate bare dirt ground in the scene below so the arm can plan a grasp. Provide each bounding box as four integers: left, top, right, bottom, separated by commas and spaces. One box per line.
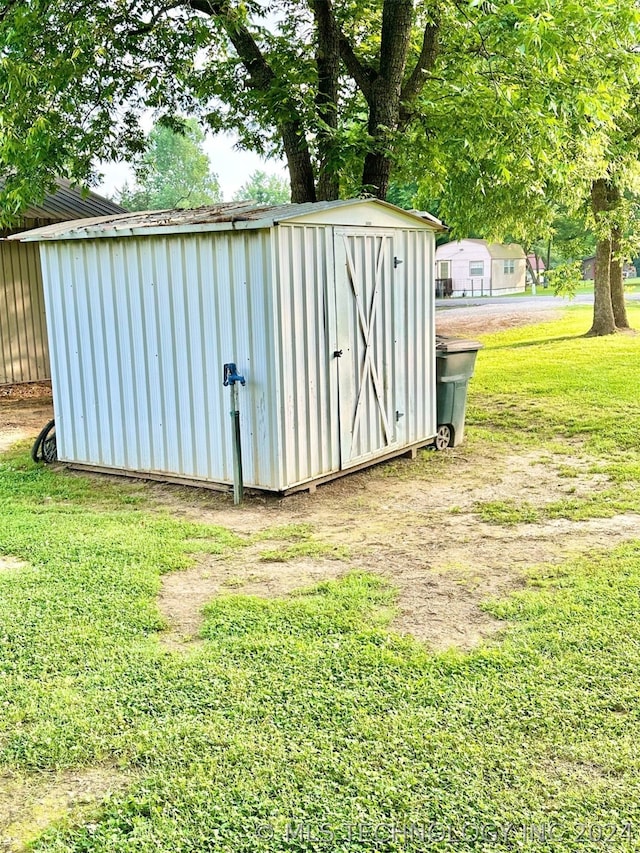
154, 448, 640, 651
1, 357, 639, 657
436, 305, 563, 336
0, 387, 52, 455
0, 768, 130, 852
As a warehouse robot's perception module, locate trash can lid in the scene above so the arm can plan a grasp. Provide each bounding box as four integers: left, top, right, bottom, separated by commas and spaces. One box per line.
436, 336, 483, 353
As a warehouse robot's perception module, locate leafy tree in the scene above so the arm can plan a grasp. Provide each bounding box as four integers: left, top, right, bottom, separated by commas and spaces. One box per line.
232, 170, 290, 205
0, 0, 442, 206
0, 0, 630, 208
116, 120, 221, 211
2, 0, 640, 338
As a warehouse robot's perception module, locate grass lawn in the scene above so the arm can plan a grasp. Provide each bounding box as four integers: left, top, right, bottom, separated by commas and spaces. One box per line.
1, 305, 640, 851
509, 278, 640, 298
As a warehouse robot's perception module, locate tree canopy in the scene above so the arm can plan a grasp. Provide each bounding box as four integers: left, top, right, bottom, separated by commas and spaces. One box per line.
116, 119, 221, 211
232, 170, 290, 205
0, 0, 632, 210
2, 0, 640, 332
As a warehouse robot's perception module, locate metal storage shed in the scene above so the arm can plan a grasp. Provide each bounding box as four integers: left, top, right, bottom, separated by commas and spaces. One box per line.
12, 199, 441, 493
1, 179, 125, 385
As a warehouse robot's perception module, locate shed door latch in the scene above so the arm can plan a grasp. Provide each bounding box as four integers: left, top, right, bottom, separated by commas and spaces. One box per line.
394, 257, 403, 269
333, 349, 343, 358
396, 410, 404, 421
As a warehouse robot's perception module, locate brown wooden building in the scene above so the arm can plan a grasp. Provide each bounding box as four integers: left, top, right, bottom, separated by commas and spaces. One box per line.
1, 180, 125, 385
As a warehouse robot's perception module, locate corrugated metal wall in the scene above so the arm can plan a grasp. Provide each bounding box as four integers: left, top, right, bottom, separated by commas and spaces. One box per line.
275, 224, 341, 488
275, 224, 435, 488
38, 217, 436, 493
40, 231, 281, 489
395, 228, 436, 445
0, 241, 50, 384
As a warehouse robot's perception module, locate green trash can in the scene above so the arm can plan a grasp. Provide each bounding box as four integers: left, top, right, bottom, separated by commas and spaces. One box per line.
434, 336, 482, 449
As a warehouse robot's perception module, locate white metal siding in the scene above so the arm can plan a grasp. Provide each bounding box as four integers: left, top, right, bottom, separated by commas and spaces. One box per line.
395, 229, 437, 445
275, 225, 435, 488
36, 202, 437, 494
40, 231, 280, 489
0, 241, 50, 384
274, 224, 340, 489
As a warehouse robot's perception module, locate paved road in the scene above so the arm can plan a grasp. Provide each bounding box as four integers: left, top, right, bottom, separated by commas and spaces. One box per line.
436, 292, 640, 313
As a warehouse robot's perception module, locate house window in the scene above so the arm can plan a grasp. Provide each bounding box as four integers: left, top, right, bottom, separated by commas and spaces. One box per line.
503, 259, 515, 274
469, 260, 484, 277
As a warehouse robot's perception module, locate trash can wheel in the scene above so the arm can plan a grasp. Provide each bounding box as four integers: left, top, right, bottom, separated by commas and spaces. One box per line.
434, 424, 453, 451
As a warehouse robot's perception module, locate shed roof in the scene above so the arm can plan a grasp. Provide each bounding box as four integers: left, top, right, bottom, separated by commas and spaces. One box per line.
10, 198, 444, 242
1, 178, 126, 223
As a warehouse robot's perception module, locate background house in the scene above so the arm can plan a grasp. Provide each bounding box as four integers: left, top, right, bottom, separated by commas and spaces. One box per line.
582, 255, 637, 280
526, 253, 546, 285
1, 180, 124, 385
435, 239, 526, 297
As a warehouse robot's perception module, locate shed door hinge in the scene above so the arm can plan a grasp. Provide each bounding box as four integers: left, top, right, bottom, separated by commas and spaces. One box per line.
394, 257, 403, 269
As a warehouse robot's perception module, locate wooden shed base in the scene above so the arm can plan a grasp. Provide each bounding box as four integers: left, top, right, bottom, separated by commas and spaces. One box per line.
65, 439, 435, 497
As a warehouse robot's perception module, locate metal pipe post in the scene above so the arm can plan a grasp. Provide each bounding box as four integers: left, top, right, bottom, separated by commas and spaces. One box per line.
223, 363, 246, 506
230, 382, 243, 505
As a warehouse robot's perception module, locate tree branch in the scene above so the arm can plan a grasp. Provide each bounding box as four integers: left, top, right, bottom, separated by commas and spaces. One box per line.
125, 3, 185, 37
189, 0, 275, 88
338, 32, 374, 100
401, 21, 438, 104
188, 0, 316, 201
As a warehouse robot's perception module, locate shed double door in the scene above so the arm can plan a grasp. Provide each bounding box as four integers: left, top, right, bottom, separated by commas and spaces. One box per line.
333, 228, 402, 469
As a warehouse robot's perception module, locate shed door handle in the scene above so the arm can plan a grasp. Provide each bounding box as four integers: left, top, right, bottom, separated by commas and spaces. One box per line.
333, 349, 343, 358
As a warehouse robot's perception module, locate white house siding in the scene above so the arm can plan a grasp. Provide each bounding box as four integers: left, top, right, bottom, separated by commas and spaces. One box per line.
490, 257, 526, 295
436, 239, 526, 297
436, 240, 492, 297
40, 231, 280, 489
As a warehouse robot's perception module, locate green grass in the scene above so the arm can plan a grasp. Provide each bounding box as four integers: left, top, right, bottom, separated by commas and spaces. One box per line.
466, 303, 640, 518
2, 451, 640, 851
499, 278, 640, 297
2, 303, 640, 849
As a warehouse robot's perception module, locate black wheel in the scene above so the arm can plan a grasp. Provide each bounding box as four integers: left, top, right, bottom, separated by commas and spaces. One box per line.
434, 424, 452, 451
31, 419, 57, 463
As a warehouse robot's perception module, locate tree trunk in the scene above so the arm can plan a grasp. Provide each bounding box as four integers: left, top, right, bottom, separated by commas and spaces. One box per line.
191, 0, 316, 203
587, 178, 616, 336
312, 0, 340, 201
361, 0, 414, 198
525, 255, 541, 290
280, 123, 317, 203
610, 223, 629, 329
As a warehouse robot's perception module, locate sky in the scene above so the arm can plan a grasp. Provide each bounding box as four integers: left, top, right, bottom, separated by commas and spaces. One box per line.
96, 130, 288, 202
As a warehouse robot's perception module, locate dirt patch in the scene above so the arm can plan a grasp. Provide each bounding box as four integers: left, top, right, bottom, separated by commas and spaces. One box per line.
5, 397, 639, 654
0, 383, 52, 401
358, 513, 640, 649
0, 557, 27, 573
437, 306, 562, 336
156, 447, 640, 652
0, 767, 129, 851
159, 547, 347, 649
0, 397, 53, 456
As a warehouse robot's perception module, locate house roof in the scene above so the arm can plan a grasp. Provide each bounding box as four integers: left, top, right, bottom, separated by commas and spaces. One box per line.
436, 238, 525, 260
10, 198, 444, 242
1, 178, 126, 223
527, 253, 546, 270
